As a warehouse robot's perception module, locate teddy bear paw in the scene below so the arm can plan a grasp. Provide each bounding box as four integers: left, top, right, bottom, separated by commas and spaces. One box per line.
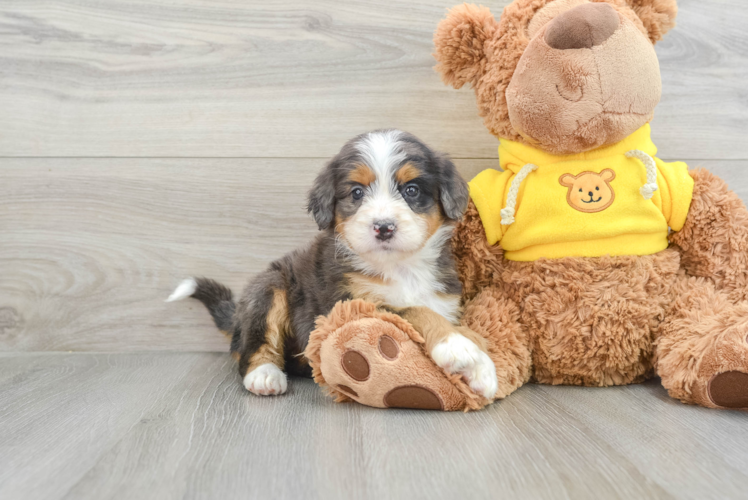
313, 315, 488, 410
708, 371, 748, 409
431, 333, 498, 399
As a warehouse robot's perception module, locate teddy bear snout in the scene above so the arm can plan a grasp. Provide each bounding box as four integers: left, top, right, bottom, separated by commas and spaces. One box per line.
545, 2, 620, 50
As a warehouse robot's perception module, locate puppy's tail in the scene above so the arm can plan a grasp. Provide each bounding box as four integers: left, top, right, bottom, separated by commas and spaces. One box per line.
166, 277, 235, 337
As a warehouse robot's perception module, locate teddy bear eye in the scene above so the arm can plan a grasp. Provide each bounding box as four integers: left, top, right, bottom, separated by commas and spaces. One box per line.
596, 186, 600, 191
579, 188, 583, 192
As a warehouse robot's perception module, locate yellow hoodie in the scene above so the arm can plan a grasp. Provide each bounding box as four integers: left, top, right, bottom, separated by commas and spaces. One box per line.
469, 124, 694, 262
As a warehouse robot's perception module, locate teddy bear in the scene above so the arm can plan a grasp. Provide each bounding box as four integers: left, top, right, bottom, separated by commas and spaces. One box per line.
305, 0, 748, 411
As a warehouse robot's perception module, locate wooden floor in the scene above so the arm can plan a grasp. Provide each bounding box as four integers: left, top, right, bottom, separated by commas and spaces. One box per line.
1, 352, 747, 500
2, 0, 748, 499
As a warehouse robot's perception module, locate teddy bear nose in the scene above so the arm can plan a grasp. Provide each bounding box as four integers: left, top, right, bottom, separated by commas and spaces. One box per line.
544, 2, 620, 50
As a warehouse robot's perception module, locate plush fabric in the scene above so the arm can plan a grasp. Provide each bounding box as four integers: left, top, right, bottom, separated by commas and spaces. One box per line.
669, 168, 748, 303
469, 124, 694, 260
505, 12, 661, 153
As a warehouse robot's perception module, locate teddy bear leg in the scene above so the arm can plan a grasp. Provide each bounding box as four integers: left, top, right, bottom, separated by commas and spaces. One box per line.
656, 275, 748, 409
306, 300, 487, 411
460, 286, 532, 400
669, 168, 748, 301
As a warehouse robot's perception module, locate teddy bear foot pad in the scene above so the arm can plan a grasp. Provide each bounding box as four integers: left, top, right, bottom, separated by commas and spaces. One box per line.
305, 300, 487, 411
708, 371, 748, 409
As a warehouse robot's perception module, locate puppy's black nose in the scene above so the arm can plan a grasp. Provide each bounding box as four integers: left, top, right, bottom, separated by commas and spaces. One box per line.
373, 220, 396, 241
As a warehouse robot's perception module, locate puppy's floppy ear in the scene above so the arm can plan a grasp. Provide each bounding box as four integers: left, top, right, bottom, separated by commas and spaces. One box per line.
436, 153, 469, 221
307, 160, 337, 230
433, 4, 499, 89
624, 0, 678, 43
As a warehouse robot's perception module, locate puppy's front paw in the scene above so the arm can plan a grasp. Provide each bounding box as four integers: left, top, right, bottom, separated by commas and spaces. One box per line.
243, 363, 288, 396
431, 333, 498, 399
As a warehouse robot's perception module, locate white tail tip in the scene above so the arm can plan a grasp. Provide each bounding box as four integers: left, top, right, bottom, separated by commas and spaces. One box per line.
166, 278, 198, 302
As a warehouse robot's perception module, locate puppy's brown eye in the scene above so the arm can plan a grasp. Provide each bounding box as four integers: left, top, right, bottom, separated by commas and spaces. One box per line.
352, 187, 364, 200
404, 185, 419, 197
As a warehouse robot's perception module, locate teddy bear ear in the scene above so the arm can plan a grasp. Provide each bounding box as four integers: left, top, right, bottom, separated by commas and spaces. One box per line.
433, 4, 499, 89
624, 0, 678, 43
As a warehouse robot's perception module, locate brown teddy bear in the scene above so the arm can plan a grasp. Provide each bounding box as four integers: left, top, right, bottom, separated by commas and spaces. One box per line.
306, 0, 748, 411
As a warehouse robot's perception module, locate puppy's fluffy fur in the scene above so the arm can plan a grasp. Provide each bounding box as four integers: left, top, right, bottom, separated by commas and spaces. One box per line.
168, 130, 497, 398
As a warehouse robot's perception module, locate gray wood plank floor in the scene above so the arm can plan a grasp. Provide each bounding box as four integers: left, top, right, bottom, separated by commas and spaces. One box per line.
1, 353, 746, 500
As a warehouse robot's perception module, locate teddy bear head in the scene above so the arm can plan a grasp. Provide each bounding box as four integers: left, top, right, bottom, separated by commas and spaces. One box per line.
434, 0, 677, 155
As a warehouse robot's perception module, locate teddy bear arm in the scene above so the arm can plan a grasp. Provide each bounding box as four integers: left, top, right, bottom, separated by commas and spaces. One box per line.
669, 168, 748, 300
453, 198, 508, 301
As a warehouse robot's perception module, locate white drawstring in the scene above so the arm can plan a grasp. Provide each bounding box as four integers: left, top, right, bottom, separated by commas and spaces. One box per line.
625, 150, 659, 200
501, 163, 538, 225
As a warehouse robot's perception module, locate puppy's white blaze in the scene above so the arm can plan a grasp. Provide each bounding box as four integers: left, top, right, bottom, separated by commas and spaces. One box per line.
431, 333, 498, 399
243, 363, 288, 396
356, 130, 406, 196
165, 278, 197, 302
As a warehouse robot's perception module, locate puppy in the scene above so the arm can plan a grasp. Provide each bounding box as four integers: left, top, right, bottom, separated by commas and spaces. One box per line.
167, 130, 498, 398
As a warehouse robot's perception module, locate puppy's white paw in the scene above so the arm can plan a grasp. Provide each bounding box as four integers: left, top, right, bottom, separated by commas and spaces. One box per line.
243, 363, 288, 396
431, 333, 498, 399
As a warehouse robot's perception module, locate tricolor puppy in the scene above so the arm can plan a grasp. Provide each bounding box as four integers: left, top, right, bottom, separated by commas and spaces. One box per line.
167, 130, 498, 399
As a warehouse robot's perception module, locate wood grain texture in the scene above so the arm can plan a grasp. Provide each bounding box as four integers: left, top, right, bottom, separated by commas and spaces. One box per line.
0, 158, 494, 352
0, 0, 746, 159
2, 159, 746, 352
0, 353, 746, 500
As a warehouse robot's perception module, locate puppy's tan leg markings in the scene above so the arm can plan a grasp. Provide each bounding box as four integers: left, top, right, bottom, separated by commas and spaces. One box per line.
246, 289, 291, 375
243, 289, 292, 396
394, 306, 497, 399
394, 306, 464, 352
